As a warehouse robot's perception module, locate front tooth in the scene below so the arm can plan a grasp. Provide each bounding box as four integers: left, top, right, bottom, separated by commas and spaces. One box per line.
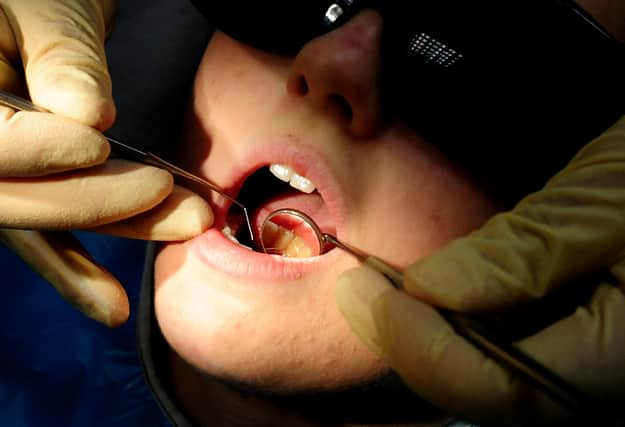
289, 173, 316, 194
269, 164, 294, 182
269, 163, 317, 194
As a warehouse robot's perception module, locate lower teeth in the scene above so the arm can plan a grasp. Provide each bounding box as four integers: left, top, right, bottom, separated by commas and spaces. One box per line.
222, 226, 252, 250
221, 223, 314, 258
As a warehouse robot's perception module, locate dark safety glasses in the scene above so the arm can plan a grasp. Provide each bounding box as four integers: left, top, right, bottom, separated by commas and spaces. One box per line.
190, 0, 625, 204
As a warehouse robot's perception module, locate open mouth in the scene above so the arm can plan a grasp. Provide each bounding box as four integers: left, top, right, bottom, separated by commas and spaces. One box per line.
220, 163, 337, 258
186, 141, 347, 281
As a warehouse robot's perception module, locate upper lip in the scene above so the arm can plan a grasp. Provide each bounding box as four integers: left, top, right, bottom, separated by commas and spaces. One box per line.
208, 137, 346, 236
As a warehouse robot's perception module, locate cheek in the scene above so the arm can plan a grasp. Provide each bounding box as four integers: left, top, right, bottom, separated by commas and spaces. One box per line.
354, 140, 497, 266
193, 45, 286, 142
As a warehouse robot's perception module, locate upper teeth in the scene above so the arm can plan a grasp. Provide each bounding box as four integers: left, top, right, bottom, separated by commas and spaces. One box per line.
269, 164, 316, 194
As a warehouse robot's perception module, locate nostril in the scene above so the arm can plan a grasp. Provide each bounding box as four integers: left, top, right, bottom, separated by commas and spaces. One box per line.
328, 93, 353, 122
292, 75, 309, 95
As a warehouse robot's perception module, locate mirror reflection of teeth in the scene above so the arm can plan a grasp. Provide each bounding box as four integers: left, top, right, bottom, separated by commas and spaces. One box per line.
269, 164, 316, 193
222, 220, 314, 257
261, 221, 313, 258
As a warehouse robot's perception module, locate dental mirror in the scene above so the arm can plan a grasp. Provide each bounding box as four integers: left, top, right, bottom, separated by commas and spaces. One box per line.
260, 208, 376, 260
260, 209, 325, 258
259, 208, 595, 415
260, 208, 409, 287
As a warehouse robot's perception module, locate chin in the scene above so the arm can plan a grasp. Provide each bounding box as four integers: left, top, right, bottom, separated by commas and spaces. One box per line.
154, 239, 390, 394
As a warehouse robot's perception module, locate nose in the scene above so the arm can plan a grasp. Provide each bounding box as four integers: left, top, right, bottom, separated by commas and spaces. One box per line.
286, 10, 383, 139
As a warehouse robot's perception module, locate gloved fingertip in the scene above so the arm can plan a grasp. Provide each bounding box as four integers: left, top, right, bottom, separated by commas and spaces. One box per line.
403, 260, 443, 304
403, 246, 476, 310
0, 228, 130, 328
335, 266, 396, 358
81, 275, 130, 328
89, 186, 214, 241
29, 71, 116, 130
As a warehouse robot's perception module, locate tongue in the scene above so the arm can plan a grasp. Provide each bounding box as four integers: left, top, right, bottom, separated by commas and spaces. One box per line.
252, 192, 335, 237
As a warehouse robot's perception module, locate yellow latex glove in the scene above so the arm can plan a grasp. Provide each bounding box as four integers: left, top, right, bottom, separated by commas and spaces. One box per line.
0, 0, 213, 326
336, 115, 625, 426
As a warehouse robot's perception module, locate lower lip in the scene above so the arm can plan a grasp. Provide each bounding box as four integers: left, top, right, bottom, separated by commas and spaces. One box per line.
188, 228, 339, 281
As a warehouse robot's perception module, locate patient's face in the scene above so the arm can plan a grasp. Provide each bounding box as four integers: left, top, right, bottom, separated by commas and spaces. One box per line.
154, 11, 498, 393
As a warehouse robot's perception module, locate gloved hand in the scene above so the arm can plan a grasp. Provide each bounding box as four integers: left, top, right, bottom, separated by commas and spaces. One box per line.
0, 0, 213, 326
335, 115, 625, 426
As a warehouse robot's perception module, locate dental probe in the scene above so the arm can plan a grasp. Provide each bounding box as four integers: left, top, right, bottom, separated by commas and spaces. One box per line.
0, 89, 254, 242
261, 208, 595, 416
